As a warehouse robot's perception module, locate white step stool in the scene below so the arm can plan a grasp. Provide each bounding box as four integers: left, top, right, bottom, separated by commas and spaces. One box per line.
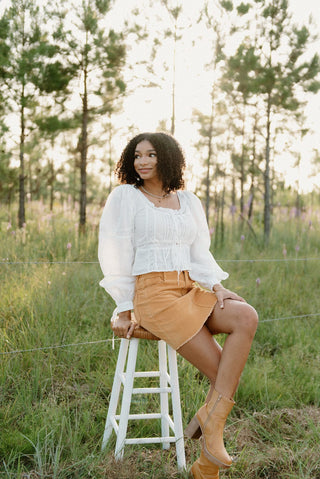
101, 325, 186, 471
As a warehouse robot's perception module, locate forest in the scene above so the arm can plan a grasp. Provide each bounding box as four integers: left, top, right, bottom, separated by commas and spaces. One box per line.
1, 1, 320, 478
0, 0, 319, 241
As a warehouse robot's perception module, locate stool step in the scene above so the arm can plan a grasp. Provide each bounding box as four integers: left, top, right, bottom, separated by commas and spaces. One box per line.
115, 413, 175, 432
115, 412, 167, 421
120, 371, 161, 381
132, 386, 172, 394
125, 436, 177, 445
133, 371, 162, 378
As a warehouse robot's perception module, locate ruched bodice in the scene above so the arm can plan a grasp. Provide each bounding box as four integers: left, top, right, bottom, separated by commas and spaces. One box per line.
98, 184, 228, 312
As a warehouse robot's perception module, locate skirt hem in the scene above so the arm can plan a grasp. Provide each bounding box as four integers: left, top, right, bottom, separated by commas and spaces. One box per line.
176, 302, 216, 350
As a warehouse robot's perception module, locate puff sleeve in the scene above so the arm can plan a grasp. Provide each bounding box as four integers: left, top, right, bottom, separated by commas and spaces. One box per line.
187, 192, 229, 290
98, 185, 136, 312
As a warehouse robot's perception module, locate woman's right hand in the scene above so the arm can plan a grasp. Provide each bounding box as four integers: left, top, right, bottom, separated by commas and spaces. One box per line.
111, 310, 137, 339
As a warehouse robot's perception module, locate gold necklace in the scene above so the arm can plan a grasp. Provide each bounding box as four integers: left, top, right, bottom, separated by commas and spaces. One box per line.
141, 186, 170, 201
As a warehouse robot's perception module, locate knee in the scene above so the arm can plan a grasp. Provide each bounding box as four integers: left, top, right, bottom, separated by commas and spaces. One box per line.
238, 304, 259, 337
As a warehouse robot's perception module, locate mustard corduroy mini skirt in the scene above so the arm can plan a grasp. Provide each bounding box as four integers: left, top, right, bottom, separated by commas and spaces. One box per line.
133, 270, 217, 350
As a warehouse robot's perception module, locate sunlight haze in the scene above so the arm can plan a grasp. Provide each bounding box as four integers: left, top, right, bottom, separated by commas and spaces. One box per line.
1, 0, 319, 192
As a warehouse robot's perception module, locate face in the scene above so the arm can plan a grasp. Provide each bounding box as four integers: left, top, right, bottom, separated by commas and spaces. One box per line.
134, 140, 159, 182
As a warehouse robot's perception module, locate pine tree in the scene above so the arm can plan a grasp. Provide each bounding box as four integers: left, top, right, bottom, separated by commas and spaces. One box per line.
222, 42, 261, 216
1, 0, 73, 226
160, 1, 183, 135
0, 15, 15, 206
252, 0, 320, 242
47, 0, 126, 232
191, 1, 232, 222
221, 0, 320, 242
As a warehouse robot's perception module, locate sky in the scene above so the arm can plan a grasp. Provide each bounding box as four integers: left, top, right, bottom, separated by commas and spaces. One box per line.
0, 0, 319, 192
112, 0, 320, 192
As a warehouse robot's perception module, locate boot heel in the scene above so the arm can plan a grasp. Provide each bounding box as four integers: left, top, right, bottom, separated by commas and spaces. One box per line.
184, 415, 201, 439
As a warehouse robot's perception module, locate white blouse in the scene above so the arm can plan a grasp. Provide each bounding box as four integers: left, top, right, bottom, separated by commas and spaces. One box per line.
98, 184, 228, 312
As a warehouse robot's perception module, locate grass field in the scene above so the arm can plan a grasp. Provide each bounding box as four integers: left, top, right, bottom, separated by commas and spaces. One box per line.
0, 201, 320, 478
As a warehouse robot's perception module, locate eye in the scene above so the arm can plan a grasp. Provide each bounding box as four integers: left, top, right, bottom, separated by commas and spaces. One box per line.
134, 153, 140, 159
150, 153, 157, 158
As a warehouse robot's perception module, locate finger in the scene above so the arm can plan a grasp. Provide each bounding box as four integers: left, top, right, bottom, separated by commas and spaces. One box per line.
238, 296, 247, 303
226, 294, 246, 304
216, 293, 224, 309
233, 294, 246, 303
127, 322, 136, 339
112, 323, 121, 334
113, 328, 126, 338
111, 321, 121, 332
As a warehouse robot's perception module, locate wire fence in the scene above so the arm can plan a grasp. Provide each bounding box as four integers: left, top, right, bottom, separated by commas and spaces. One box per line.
1, 312, 319, 356
1, 256, 319, 355
1, 257, 320, 265
0, 338, 116, 355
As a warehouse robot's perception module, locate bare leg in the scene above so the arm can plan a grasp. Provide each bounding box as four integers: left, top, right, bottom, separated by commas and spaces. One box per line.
177, 325, 222, 400
207, 300, 258, 398
178, 300, 258, 398
180, 299, 258, 468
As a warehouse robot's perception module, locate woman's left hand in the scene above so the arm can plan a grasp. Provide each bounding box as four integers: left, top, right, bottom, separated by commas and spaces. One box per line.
213, 285, 246, 309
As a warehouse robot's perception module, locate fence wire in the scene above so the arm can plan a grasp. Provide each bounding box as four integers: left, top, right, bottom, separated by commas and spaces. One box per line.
1, 257, 320, 265
1, 256, 319, 355
1, 312, 319, 356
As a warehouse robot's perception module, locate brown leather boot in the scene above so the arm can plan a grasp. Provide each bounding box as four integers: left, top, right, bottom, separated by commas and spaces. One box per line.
186, 389, 235, 468
191, 451, 219, 478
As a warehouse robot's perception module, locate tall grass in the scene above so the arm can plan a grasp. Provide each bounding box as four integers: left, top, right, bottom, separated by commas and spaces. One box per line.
0, 201, 320, 478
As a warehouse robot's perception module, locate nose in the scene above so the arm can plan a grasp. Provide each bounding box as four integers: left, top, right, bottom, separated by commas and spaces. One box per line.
139, 156, 148, 164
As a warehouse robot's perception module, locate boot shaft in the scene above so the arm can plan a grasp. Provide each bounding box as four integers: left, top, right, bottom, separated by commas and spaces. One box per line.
196, 388, 235, 468
205, 390, 235, 424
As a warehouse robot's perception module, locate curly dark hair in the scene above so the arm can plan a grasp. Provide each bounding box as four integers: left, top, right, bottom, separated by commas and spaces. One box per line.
115, 132, 186, 192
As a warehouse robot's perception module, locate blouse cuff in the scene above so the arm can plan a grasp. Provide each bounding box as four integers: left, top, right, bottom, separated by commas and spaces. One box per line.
117, 300, 134, 313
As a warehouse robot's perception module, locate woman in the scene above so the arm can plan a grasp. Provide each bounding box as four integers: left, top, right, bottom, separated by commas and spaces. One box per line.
98, 132, 258, 479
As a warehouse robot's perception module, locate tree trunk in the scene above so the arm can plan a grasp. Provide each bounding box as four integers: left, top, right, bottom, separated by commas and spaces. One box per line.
79, 46, 88, 233
295, 153, 301, 217
248, 109, 257, 221
231, 174, 236, 237
205, 149, 211, 223
72, 157, 77, 209
240, 158, 244, 215
214, 190, 220, 250
220, 177, 225, 247
264, 94, 271, 243
108, 121, 113, 195
231, 174, 236, 210
240, 109, 246, 215
49, 160, 54, 211
205, 90, 215, 222
28, 152, 32, 202
18, 84, 26, 228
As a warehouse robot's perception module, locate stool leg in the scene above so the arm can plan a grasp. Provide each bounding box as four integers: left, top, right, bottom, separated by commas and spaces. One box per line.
167, 345, 186, 471
102, 338, 129, 451
115, 337, 139, 460
158, 340, 170, 449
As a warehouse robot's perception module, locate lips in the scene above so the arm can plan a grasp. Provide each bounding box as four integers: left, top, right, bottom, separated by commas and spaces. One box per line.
138, 169, 152, 173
